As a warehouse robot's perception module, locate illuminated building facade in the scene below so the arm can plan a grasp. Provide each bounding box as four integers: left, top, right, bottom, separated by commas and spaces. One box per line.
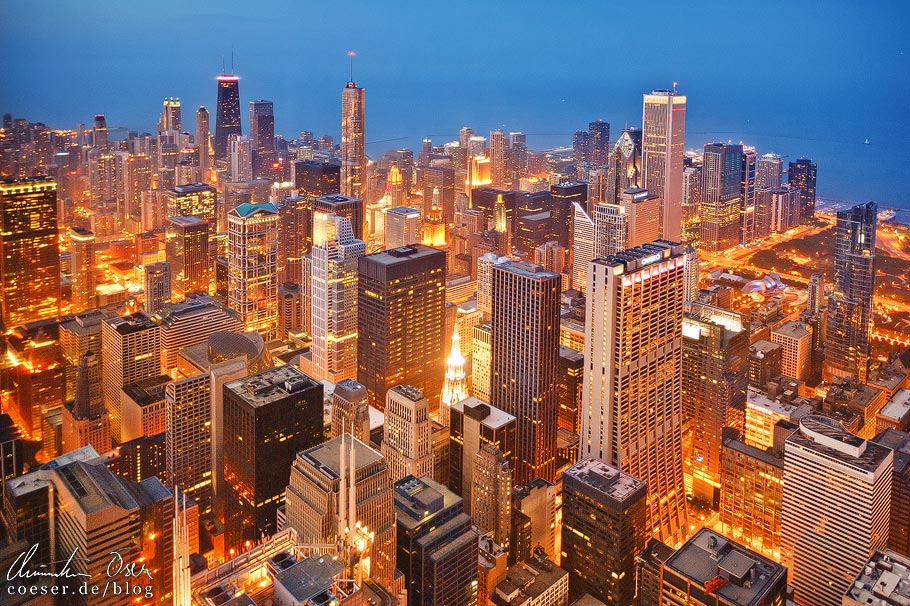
757, 152, 783, 189
143, 261, 172, 315
472, 323, 493, 402
605, 126, 643, 205
165, 373, 213, 515
357, 245, 446, 411
341, 80, 366, 199
641, 90, 686, 242
227, 202, 279, 339
570, 202, 595, 292
788, 156, 817, 222
825, 201, 876, 382
581, 241, 689, 546
156, 294, 244, 370
381, 385, 434, 483
249, 100, 274, 153
214, 74, 241, 161
165, 215, 210, 300
61, 351, 112, 455
781, 415, 892, 606
330, 378, 370, 441
196, 105, 211, 180
561, 458, 648, 605
222, 366, 323, 549
69, 226, 95, 313
314, 193, 365, 242
384, 206, 422, 249
166, 183, 216, 225
0, 177, 60, 329
471, 444, 511, 550
491, 261, 561, 485
682, 302, 748, 505
700, 142, 743, 253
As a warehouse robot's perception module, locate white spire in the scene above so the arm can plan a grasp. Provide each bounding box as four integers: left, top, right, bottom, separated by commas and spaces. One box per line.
440, 323, 468, 426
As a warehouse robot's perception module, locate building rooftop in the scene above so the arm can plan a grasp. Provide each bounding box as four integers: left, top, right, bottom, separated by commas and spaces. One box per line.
167, 215, 207, 227
845, 550, 910, 605
492, 552, 568, 606
880, 389, 910, 424
224, 365, 320, 408
789, 415, 892, 472
273, 554, 345, 603
771, 321, 811, 340
362, 243, 445, 266
593, 240, 684, 273
156, 294, 240, 327
230, 202, 279, 218
663, 528, 786, 606
747, 387, 814, 420
386, 207, 421, 217
452, 397, 516, 431
104, 312, 158, 335
298, 434, 384, 482
563, 458, 647, 504
749, 340, 781, 358
169, 183, 216, 195
394, 475, 462, 529
121, 374, 172, 407
388, 384, 426, 403
496, 260, 559, 281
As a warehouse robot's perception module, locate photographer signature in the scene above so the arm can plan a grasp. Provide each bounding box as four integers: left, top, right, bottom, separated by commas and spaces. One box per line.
6, 544, 153, 582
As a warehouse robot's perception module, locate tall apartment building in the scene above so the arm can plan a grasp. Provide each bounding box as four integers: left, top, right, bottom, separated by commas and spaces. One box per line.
222, 366, 323, 549
166, 183, 216, 224
581, 241, 689, 546
700, 142, 743, 253
782, 415, 892, 606
69, 226, 96, 312
165, 215, 211, 300
381, 385, 434, 483
101, 313, 161, 443
491, 261, 561, 485
561, 458, 648, 605
395, 475, 479, 606
165, 373, 213, 515
227, 202, 279, 339
357, 245, 446, 411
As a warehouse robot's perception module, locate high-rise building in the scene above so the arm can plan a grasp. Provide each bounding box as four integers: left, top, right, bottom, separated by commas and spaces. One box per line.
165, 373, 214, 515
284, 434, 397, 587
101, 313, 161, 443
825, 201, 876, 381
491, 261, 561, 485
771, 321, 813, 381
223, 366, 323, 548
511, 478, 558, 563
341, 80, 366, 199
700, 142, 743, 253
588, 119, 611, 166
641, 89, 686, 242
620, 186, 661, 247
165, 215, 211, 300
249, 100, 274, 153
0, 177, 60, 330
757, 152, 783, 189
214, 74, 241, 161
195, 106, 211, 179
156, 294, 244, 370
683, 243, 700, 306
570, 202, 595, 292
592, 203, 627, 258
782, 415, 892, 606
381, 385, 434, 483
143, 261, 172, 315
472, 444, 511, 550
788, 156, 817, 222
384, 206, 422, 249
604, 127, 643, 206
448, 397, 516, 510
166, 183, 216, 224
306, 212, 365, 383
61, 351, 112, 455
160, 96, 182, 131
227, 202, 279, 339
581, 241, 689, 545
741, 147, 757, 246
314, 193, 365, 241
394, 475, 479, 606
330, 378, 371, 442
561, 458, 648, 605
441, 328, 468, 426
357, 245, 446, 411
472, 323, 493, 402
490, 129, 508, 188
682, 302, 749, 505
69, 226, 96, 313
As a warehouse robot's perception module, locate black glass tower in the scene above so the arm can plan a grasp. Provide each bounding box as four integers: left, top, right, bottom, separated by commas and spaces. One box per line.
214, 74, 241, 161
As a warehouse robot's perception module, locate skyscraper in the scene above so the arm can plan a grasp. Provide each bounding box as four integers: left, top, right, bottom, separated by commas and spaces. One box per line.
491, 261, 561, 485
165, 373, 214, 515
249, 100, 275, 153
227, 202, 279, 339
195, 106, 211, 180
100, 313, 161, 443
604, 127, 643, 206
440, 328, 468, 426
165, 216, 211, 300
781, 415, 892, 606
384, 206, 422, 249
306, 212, 365, 383
581, 241, 689, 545
214, 74, 241, 161
330, 378, 371, 442
341, 79, 365, 199
561, 458, 648, 605
223, 366, 323, 548
61, 351, 112, 455
159, 96, 181, 131
825, 201, 877, 381
490, 129, 507, 188
700, 142, 744, 253
570, 202, 595, 292
642, 89, 686, 242
394, 475, 479, 606
381, 385, 434, 482
471, 444, 512, 549
741, 147, 757, 246
314, 193, 365, 242
788, 156, 817, 222
69, 226, 96, 313
143, 261, 171, 315
166, 183, 216, 224
682, 302, 748, 505
0, 177, 60, 330
357, 245, 446, 411
757, 152, 783, 189
588, 119, 611, 166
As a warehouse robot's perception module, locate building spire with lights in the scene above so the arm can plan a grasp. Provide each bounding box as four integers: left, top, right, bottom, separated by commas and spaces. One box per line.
440, 325, 468, 427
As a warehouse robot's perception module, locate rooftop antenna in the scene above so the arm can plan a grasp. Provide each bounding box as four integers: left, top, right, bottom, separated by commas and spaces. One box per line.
348, 51, 356, 82
673, 81, 678, 94
221, 56, 225, 74
231, 51, 235, 75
